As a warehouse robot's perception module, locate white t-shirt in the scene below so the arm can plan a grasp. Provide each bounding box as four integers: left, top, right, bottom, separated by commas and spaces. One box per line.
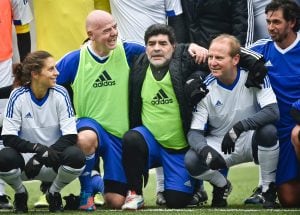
11, 0, 33, 25
191, 69, 277, 137
110, 0, 183, 44
2, 85, 77, 147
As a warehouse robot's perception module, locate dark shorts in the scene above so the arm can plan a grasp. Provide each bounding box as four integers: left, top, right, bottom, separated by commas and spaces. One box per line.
133, 126, 195, 194
77, 117, 126, 184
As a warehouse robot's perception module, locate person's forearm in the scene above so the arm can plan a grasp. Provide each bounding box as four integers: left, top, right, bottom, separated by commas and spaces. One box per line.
0, 85, 13, 98
241, 103, 279, 131
2, 134, 35, 153
50, 134, 77, 152
16, 31, 31, 62
168, 14, 188, 43
188, 129, 207, 153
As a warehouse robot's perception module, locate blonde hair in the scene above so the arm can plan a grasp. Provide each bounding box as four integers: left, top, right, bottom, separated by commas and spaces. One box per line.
210, 34, 241, 57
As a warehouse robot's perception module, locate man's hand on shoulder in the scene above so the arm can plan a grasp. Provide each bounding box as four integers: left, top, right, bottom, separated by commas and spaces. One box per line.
245, 59, 268, 89
188, 43, 208, 64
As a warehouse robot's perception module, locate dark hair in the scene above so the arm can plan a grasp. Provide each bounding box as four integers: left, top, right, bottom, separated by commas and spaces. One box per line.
266, 0, 300, 32
13, 50, 53, 87
144, 24, 176, 45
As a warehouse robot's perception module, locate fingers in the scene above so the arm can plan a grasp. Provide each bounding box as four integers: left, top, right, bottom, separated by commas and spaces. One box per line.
221, 142, 234, 155
227, 144, 234, 154
188, 43, 208, 64
230, 145, 234, 154
221, 144, 229, 155
221, 142, 226, 154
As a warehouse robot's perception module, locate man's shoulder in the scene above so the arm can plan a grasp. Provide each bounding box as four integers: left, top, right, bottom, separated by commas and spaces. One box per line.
247, 38, 273, 51
131, 53, 148, 71
204, 74, 217, 87
57, 50, 81, 63
56, 50, 80, 69
123, 40, 145, 54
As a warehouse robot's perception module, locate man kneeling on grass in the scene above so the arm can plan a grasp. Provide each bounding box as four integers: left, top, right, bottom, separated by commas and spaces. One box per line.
184, 34, 280, 209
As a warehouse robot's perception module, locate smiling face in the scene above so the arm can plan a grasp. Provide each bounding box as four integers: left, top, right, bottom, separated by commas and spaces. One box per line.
86, 10, 118, 56
208, 37, 240, 84
266, 8, 295, 45
33, 57, 59, 89
146, 34, 175, 68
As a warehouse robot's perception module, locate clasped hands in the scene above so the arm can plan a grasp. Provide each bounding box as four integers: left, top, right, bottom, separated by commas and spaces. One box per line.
33, 143, 61, 167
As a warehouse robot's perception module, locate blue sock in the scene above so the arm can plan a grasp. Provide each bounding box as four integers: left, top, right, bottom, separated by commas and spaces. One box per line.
79, 154, 95, 193
91, 174, 104, 194
219, 168, 229, 177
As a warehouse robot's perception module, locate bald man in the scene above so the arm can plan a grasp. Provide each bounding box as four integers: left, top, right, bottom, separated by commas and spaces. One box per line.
56, 10, 145, 210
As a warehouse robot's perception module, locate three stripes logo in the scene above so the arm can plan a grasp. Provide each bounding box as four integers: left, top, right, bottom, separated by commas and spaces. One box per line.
215, 100, 223, 107
24, 112, 33, 118
265, 60, 273, 67
151, 89, 173, 105
93, 70, 115, 88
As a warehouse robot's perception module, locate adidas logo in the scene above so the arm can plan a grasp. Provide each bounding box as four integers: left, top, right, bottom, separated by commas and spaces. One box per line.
265, 60, 273, 67
184, 180, 192, 187
24, 112, 33, 118
151, 89, 173, 105
93, 70, 115, 88
215, 100, 223, 107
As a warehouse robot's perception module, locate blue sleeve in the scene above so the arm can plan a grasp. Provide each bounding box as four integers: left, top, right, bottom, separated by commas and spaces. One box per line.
248, 39, 270, 55
292, 100, 300, 111
56, 50, 81, 85
250, 45, 264, 55
123, 42, 145, 67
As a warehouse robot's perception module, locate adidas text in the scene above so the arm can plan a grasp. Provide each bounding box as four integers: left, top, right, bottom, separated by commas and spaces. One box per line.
151, 98, 173, 105
93, 80, 116, 88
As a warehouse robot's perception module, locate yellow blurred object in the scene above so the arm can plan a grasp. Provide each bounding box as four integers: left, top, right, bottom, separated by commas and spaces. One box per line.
33, 0, 95, 60
94, 193, 104, 206
15, 24, 30, 34
94, 0, 111, 12
34, 194, 49, 208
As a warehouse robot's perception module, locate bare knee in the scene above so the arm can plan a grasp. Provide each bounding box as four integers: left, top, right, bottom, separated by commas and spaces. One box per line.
291, 126, 300, 161
291, 126, 300, 148
278, 181, 300, 207
77, 130, 98, 155
104, 193, 125, 209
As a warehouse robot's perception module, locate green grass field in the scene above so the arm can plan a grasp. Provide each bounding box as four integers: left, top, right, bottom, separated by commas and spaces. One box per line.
2, 163, 300, 214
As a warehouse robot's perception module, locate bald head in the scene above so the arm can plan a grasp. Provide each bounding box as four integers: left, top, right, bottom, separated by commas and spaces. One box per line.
86, 10, 114, 32
85, 10, 118, 56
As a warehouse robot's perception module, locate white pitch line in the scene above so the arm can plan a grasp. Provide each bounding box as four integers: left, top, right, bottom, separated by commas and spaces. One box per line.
105, 208, 300, 212
14, 208, 300, 213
